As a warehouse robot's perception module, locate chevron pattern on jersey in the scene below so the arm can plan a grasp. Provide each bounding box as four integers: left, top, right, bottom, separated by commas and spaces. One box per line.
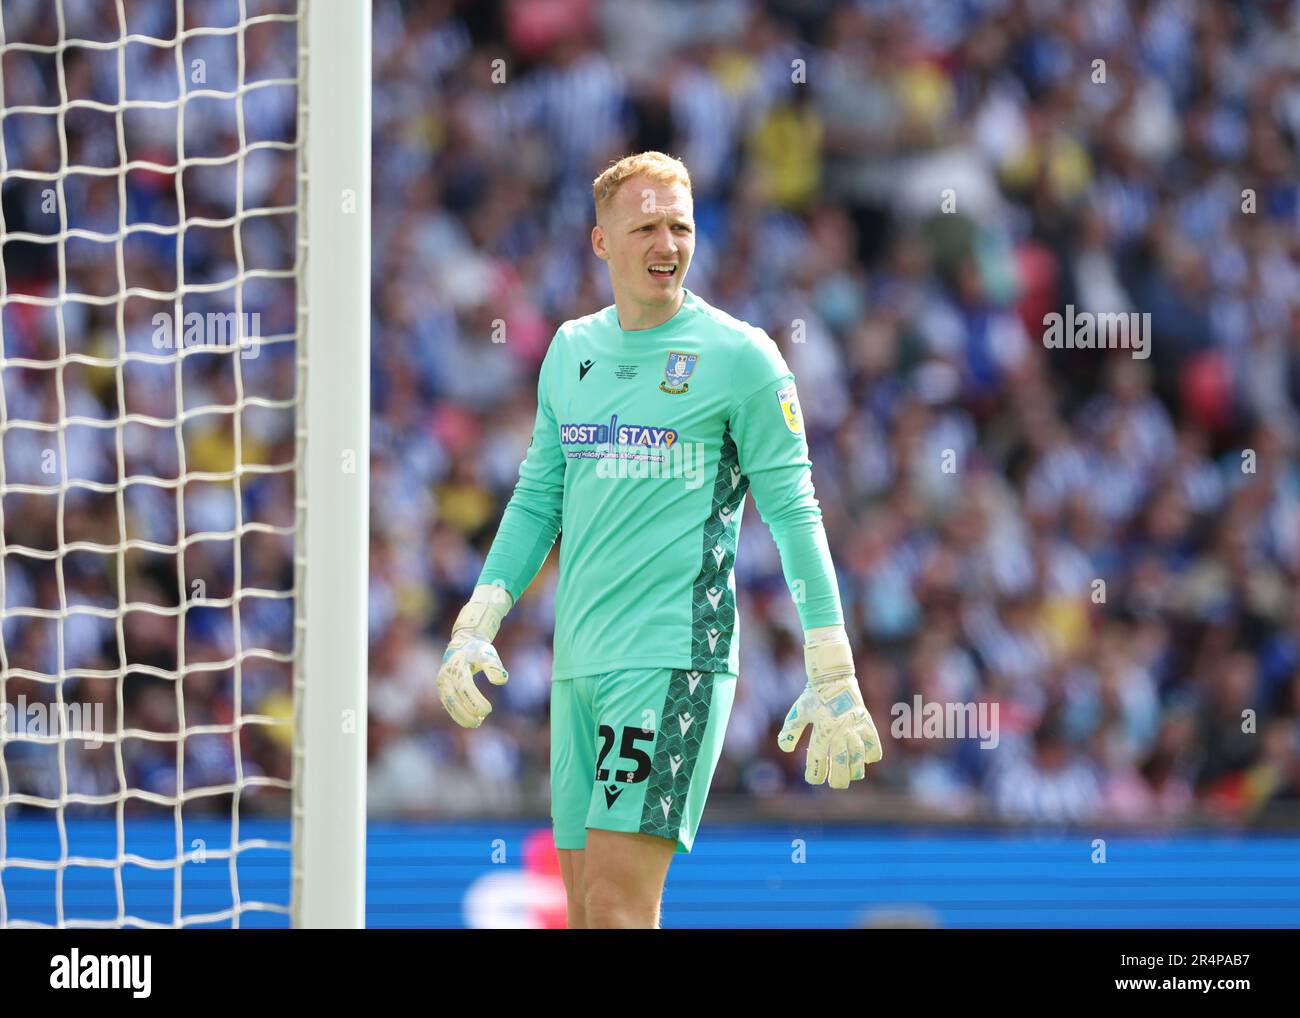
689, 425, 749, 671
638, 668, 716, 842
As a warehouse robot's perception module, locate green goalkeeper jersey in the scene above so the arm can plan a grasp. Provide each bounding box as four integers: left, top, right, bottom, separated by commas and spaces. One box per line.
477, 288, 843, 680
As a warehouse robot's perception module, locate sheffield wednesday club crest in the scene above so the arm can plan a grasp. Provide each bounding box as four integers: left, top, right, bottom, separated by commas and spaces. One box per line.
659, 351, 698, 394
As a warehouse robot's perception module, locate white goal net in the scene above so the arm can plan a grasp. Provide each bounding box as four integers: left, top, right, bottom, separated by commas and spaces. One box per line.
0, 0, 369, 929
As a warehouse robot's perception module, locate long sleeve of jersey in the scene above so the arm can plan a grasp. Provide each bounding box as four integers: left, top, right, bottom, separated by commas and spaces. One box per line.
729, 345, 844, 632
476, 340, 565, 602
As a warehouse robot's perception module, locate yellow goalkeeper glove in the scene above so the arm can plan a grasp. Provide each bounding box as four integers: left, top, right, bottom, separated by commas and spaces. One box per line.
436, 583, 514, 728
777, 625, 883, 788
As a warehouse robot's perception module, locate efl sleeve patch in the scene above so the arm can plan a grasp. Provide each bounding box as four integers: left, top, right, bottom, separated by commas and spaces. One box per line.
776, 383, 802, 435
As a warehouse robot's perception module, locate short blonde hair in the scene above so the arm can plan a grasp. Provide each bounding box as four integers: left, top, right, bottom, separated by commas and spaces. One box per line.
592, 152, 692, 219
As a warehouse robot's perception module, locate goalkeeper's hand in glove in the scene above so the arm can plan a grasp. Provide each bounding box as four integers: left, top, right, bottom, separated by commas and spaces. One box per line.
777, 625, 883, 789
436, 583, 514, 729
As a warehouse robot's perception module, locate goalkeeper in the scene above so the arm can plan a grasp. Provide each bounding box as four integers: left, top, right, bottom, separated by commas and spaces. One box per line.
437, 151, 882, 928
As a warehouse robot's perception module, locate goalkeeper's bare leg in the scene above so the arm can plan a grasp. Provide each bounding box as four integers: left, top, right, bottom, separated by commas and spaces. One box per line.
559, 830, 676, 929
556, 848, 587, 928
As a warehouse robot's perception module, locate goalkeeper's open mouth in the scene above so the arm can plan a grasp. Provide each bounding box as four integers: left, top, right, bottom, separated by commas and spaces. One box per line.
647, 262, 678, 281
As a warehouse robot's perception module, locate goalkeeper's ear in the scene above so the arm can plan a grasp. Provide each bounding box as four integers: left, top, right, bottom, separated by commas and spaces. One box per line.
452, 583, 515, 640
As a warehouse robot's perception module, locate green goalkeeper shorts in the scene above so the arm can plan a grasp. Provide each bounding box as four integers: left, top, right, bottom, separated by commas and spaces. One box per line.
550, 668, 737, 854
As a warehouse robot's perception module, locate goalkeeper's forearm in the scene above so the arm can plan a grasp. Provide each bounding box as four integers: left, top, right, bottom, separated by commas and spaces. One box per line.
476, 496, 561, 604
765, 498, 844, 631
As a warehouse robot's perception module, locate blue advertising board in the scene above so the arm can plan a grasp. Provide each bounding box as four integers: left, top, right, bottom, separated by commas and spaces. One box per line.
4, 819, 1298, 928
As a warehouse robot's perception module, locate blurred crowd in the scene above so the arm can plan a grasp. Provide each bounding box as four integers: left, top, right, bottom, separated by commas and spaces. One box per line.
1, 0, 300, 816
2, 0, 1300, 828
367, 0, 1300, 827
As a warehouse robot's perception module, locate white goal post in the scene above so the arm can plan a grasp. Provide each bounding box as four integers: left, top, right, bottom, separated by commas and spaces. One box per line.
0, 0, 369, 929
295, 0, 370, 930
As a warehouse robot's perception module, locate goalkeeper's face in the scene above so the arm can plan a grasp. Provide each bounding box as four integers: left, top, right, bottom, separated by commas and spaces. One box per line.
592, 175, 695, 315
